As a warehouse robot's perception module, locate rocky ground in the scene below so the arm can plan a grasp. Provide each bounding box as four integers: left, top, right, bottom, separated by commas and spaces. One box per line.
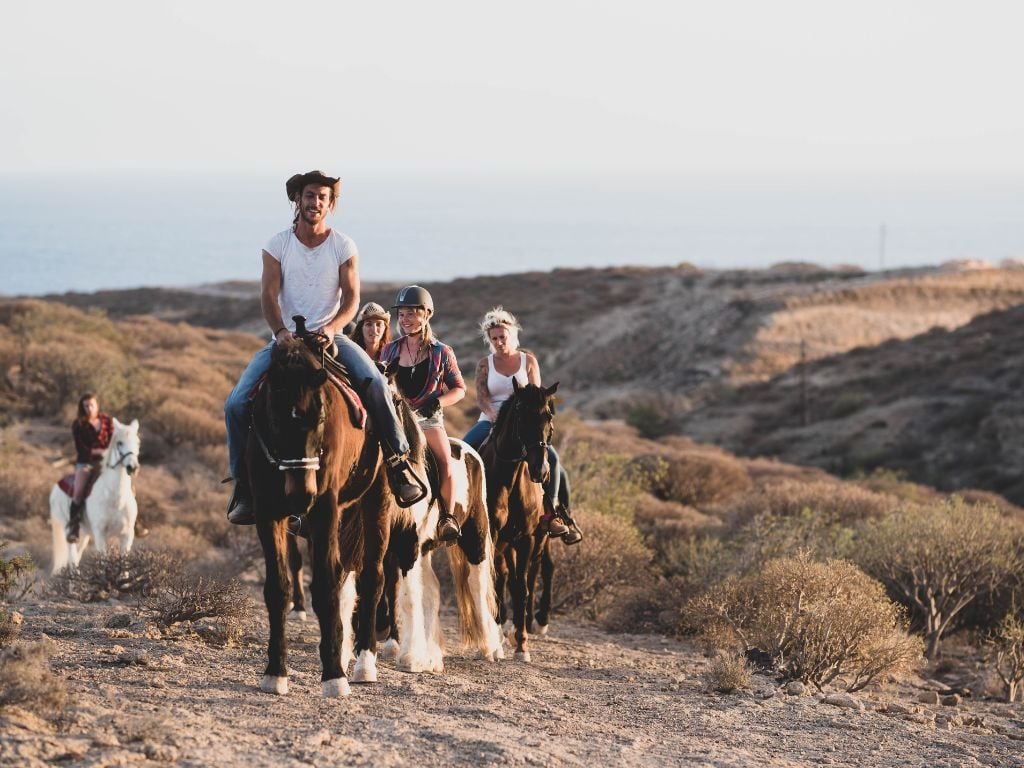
3, 585, 1024, 768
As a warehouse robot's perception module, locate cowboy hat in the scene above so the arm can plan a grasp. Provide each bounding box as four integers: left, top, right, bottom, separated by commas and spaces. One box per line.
285, 170, 341, 202
356, 302, 391, 324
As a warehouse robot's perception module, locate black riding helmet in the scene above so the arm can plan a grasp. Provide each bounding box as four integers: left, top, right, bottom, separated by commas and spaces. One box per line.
393, 285, 434, 315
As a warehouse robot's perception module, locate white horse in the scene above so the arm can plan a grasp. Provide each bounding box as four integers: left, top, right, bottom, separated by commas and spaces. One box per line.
49, 418, 141, 574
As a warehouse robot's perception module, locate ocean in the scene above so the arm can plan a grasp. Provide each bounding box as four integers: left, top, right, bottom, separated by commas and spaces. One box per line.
2, 172, 1023, 296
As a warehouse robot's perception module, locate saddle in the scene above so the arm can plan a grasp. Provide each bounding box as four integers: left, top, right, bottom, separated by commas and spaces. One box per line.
56, 463, 101, 499
422, 441, 464, 504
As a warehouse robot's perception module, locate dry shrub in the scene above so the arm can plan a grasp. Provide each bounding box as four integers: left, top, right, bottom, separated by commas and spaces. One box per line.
0, 437, 57, 520
600, 578, 686, 636
149, 400, 224, 448
702, 652, 751, 693
0, 639, 67, 714
646, 452, 751, 507
142, 573, 252, 643
52, 548, 181, 602
562, 442, 657, 521
989, 613, 1024, 703
551, 507, 654, 619
854, 498, 1022, 659
722, 479, 895, 527
688, 553, 922, 691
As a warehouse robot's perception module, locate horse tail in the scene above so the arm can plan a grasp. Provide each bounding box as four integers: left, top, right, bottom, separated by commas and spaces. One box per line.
446, 445, 501, 657
49, 485, 70, 575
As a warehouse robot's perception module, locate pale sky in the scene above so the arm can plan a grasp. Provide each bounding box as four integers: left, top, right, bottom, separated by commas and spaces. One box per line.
3, 1, 1024, 175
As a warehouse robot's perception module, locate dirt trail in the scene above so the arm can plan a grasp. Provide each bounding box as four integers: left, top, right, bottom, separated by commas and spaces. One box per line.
4, 587, 1024, 768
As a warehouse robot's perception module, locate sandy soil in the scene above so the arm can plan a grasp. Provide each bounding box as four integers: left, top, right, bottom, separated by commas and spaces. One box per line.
4, 587, 1024, 768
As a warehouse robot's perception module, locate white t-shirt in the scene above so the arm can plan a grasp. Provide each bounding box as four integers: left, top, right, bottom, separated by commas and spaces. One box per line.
478, 352, 528, 422
263, 228, 357, 333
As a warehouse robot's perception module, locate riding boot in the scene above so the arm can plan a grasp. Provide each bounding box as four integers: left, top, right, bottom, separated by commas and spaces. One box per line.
436, 498, 461, 544
539, 498, 570, 538
226, 477, 255, 525
556, 502, 583, 546
66, 500, 83, 543
384, 452, 429, 508
134, 519, 150, 538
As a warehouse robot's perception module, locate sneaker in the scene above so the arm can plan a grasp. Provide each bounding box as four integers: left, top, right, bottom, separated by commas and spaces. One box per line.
227, 483, 255, 525
385, 456, 428, 508
437, 513, 461, 543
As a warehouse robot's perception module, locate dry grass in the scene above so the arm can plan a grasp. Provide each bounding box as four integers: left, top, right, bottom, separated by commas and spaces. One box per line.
0, 639, 67, 714
702, 652, 752, 693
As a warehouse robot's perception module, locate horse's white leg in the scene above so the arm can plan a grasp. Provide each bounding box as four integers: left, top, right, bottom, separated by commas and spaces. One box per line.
352, 649, 378, 684
339, 571, 357, 672
421, 550, 445, 673
469, 560, 505, 661
396, 559, 430, 673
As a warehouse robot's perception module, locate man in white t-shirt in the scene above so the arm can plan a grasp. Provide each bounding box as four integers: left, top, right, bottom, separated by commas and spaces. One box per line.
223, 170, 427, 522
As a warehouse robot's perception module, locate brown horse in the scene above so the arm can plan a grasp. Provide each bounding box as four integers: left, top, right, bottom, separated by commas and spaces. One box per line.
247, 338, 390, 696
478, 379, 559, 661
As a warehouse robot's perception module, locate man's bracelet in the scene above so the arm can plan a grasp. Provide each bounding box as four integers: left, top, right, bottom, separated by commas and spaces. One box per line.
274, 327, 287, 337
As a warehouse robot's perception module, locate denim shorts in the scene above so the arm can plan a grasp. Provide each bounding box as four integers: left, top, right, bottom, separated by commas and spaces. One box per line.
416, 410, 445, 431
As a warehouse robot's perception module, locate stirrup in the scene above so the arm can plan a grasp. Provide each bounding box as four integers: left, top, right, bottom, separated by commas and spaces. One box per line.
385, 455, 428, 508
226, 483, 255, 525
437, 512, 461, 544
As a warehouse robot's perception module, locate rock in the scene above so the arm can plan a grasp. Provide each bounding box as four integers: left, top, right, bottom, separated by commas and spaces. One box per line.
143, 743, 179, 762
785, 681, 806, 696
9, 611, 23, 627
118, 650, 150, 666
941, 694, 961, 707
307, 730, 331, 750
917, 691, 940, 705
105, 613, 133, 629
884, 702, 918, 716
915, 678, 946, 691
823, 693, 864, 711
93, 732, 120, 747
935, 713, 963, 730
904, 712, 936, 725
755, 687, 775, 699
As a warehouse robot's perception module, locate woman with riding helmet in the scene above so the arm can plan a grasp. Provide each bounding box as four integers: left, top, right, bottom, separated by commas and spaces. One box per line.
379, 286, 466, 543
464, 307, 582, 545
349, 301, 391, 360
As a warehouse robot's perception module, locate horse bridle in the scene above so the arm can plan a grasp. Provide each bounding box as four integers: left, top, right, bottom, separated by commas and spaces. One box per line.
250, 407, 324, 472
107, 440, 137, 469
494, 399, 550, 464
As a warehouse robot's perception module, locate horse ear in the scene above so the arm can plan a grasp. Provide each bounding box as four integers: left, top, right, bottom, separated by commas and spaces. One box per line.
384, 359, 400, 379
112, 418, 123, 429
310, 369, 329, 387
544, 381, 559, 397
129, 419, 139, 431
512, 377, 522, 392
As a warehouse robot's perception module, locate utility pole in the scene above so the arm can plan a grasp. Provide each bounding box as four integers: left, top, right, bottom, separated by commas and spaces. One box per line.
800, 338, 809, 427
879, 223, 887, 272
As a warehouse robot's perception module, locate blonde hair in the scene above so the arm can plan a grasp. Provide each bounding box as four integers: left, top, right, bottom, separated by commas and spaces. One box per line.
480, 306, 521, 352
398, 306, 437, 347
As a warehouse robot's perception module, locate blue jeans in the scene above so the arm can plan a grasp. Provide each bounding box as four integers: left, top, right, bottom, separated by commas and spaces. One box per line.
463, 419, 567, 507
224, 334, 409, 480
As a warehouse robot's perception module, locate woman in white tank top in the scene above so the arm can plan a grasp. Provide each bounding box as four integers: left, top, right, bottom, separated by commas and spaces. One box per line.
463, 308, 582, 545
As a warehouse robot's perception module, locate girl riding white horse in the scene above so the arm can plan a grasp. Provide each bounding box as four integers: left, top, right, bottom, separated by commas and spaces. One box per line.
50, 418, 141, 573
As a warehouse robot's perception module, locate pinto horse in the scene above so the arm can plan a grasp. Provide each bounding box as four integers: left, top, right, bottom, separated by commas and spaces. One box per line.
248, 338, 391, 697
478, 379, 559, 661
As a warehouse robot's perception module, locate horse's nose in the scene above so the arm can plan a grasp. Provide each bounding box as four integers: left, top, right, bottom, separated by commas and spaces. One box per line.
127, 464, 138, 476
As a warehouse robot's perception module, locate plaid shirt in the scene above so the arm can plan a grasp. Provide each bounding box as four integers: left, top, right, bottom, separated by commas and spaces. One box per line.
72, 413, 113, 464
379, 339, 465, 411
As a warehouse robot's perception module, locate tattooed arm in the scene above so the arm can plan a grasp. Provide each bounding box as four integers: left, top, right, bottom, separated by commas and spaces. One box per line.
475, 357, 497, 421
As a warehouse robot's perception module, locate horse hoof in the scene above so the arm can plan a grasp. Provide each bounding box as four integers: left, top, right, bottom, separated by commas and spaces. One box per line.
289, 609, 307, 622
379, 639, 399, 661
536, 624, 549, 637
322, 678, 351, 697
352, 652, 378, 683
397, 655, 427, 673
260, 675, 289, 695
514, 651, 531, 663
